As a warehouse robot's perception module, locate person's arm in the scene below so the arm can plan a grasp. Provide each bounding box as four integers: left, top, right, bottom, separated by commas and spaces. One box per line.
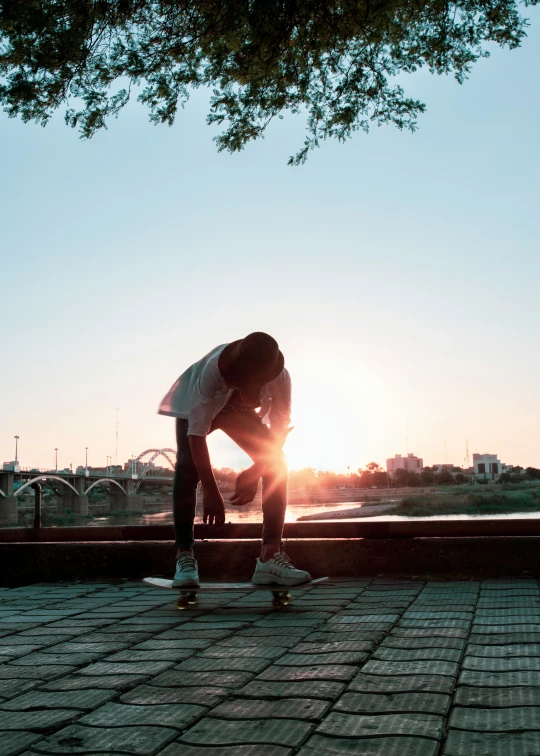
189, 436, 225, 526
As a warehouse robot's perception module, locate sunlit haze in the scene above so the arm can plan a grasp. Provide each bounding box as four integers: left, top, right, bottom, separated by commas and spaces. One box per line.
2, 13, 539, 473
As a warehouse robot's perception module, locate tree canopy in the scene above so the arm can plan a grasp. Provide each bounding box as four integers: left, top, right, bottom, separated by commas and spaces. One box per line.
1, 0, 537, 163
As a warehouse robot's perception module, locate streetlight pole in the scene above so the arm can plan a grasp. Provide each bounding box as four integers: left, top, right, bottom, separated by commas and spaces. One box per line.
85, 447, 88, 468
55, 448, 58, 472
14, 436, 19, 463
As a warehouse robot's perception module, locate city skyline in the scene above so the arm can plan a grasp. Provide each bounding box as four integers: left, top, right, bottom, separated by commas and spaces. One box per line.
2, 433, 527, 475
1, 8, 539, 473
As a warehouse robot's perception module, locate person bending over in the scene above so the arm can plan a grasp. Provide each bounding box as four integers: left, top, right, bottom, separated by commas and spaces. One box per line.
158, 332, 311, 588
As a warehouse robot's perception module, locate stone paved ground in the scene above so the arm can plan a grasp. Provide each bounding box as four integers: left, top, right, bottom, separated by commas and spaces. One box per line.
1, 577, 540, 754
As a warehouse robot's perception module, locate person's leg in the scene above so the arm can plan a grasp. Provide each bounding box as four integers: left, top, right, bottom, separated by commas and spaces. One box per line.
172, 419, 200, 586
213, 411, 288, 559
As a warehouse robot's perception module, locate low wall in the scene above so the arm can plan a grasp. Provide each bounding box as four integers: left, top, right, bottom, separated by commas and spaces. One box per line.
1, 537, 539, 586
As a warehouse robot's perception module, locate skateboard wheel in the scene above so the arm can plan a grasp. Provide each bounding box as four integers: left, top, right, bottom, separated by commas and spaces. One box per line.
187, 592, 198, 604
281, 592, 292, 605
176, 597, 189, 610
272, 597, 283, 608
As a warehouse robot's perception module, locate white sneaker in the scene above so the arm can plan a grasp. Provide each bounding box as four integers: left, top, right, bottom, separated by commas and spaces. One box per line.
252, 551, 311, 586
172, 552, 200, 588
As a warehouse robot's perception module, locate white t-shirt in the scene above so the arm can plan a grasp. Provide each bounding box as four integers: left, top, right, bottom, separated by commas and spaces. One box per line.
158, 343, 291, 436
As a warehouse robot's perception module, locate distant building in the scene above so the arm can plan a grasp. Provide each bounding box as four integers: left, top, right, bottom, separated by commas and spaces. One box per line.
386, 453, 423, 477
2, 461, 20, 472
473, 453, 506, 481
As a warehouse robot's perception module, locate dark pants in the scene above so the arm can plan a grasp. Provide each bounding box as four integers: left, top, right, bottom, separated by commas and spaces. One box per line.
173, 410, 288, 549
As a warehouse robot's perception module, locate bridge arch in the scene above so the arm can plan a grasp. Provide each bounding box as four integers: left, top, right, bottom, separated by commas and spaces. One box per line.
15, 476, 79, 497
85, 478, 126, 496
132, 448, 175, 478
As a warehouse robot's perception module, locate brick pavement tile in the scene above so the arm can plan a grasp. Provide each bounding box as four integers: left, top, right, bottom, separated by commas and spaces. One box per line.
151, 670, 253, 688
316, 711, 444, 740
46, 620, 116, 629
464, 656, 540, 672
79, 660, 174, 676
468, 632, 540, 645
9, 651, 103, 666
178, 717, 313, 747
0, 679, 41, 699
161, 743, 293, 755
398, 620, 470, 629
236, 680, 345, 700
175, 656, 270, 673
307, 624, 387, 634
77, 631, 153, 643
108, 649, 195, 663
211, 697, 330, 721
362, 592, 419, 598
328, 615, 398, 624
0, 708, 81, 731
479, 589, 539, 596
381, 637, 464, 650
477, 603, 540, 610
349, 673, 455, 694
335, 691, 451, 715
218, 636, 300, 648
459, 670, 540, 687
304, 631, 386, 644
390, 628, 468, 639
257, 664, 356, 682
404, 612, 473, 620
472, 622, 540, 632
374, 647, 461, 662
46, 641, 130, 653
450, 705, 540, 731
0, 730, 42, 756
19, 627, 91, 637
0, 689, 115, 711
475, 610, 540, 618
161, 628, 245, 639
80, 701, 205, 729
166, 622, 247, 631
202, 646, 286, 659
254, 618, 323, 628
135, 639, 213, 650
30, 724, 177, 754
297, 733, 439, 755
2, 635, 65, 646
120, 684, 229, 707
455, 686, 540, 707
443, 730, 540, 756
42, 673, 149, 691
274, 652, 367, 666
0, 664, 75, 680
392, 620, 469, 638
0, 644, 44, 657
362, 660, 458, 677
292, 641, 375, 654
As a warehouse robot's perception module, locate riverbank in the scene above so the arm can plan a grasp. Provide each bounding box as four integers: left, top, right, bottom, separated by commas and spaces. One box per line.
296, 501, 400, 520
391, 484, 540, 517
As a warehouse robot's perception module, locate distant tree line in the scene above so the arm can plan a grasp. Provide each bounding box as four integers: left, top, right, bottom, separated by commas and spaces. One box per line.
211, 464, 540, 491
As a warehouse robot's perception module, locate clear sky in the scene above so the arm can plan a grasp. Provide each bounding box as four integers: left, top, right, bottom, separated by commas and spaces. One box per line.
1, 12, 539, 474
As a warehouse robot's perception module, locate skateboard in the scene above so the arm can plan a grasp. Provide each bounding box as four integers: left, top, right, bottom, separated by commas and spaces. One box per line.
143, 577, 328, 609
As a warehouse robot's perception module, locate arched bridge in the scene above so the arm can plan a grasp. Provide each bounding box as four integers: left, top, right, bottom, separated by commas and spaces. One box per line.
0, 447, 176, 500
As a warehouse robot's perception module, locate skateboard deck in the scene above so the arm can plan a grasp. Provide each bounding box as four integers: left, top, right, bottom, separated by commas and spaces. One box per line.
143, 576, 328, 609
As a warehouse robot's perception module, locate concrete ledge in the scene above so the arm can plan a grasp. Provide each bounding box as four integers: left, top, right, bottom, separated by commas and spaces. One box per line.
2, 537, 540, 586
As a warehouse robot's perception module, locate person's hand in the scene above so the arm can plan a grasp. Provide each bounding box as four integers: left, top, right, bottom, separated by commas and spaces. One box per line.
230, 466, 259, 507
203, 487, 225, 526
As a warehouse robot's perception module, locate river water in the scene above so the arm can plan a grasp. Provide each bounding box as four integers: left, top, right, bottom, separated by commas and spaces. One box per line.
83, 500, 540, 527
